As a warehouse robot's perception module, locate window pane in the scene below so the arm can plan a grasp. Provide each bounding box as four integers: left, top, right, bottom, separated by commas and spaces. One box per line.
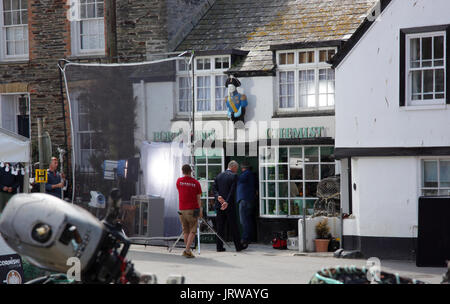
279, 147, 288, 163
196, 165, 206, 179
319, 50, 327, 62
4, 11, 11, 25
290, 182, 302, 197
290, 200, 301, 215
268, 183, 275, 197
279, 199, 288, 215
96, 2, 104, 18
435, 69, 445, 93
308, 51, 314, 63
287, 53, 294, 64
278, 165, 288, 180
268, 200, 276, 215
279, 183, 289, 198
423, 70, 434, 97
222, 57, 229, 69
434, 36, 444, 66
440, 161, 450, 187
4, 0, 11, 10
280, 53, 286, 65
12, 0, 19, 10
304, 147, 318, 162
268, 166, 275, 180
422, 37, 432, 67
411, 70, 422, 99
79, 133, 91, 149
423, 161, 438, 187
204, 58, 211, 69
304, 182, 318, 197
21, 0, 27, 10
320, 146, 334, 162
299, 52, 306, 64
321, 164, 335, 179
305, 165, 319, 180
410, 38, 420, 68
208, 165, 222, 180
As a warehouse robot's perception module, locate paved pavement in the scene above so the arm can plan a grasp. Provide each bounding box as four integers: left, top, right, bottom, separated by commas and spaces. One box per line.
128, 243, 447, 284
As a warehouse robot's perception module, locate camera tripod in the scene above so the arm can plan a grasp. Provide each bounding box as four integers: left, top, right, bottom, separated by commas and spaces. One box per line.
168, 217, 231, 254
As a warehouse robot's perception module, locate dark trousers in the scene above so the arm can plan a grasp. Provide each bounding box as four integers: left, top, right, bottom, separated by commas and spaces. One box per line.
215, 207, 241, 250
239, 200, 255, 243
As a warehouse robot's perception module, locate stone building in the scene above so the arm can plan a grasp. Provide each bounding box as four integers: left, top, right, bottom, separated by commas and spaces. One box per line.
0, 0, 214, 192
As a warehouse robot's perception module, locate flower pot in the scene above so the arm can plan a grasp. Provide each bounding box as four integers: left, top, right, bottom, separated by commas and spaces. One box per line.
314, 239, 330, 252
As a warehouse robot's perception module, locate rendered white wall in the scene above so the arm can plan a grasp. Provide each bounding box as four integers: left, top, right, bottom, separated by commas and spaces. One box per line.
335, 0, 450, 149
137, 76, 336, 142
350, 157, 420, 238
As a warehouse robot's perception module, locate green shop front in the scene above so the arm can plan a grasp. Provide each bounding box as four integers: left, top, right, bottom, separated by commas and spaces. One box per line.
153, 123, 336, 244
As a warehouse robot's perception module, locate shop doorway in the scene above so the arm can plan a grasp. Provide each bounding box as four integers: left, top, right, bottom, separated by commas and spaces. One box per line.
225, 155, 259, 243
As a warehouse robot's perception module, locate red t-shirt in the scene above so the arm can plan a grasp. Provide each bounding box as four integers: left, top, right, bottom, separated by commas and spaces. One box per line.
176, 176, 202, 210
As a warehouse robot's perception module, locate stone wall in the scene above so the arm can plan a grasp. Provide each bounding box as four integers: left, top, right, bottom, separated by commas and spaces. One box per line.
0, 0, 212, 162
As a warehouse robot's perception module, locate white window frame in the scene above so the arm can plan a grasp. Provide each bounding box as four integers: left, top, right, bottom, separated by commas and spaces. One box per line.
176, 55, 230, 115
70, 0, 105, 57
0, 0, 29, 61
259, 145, 336, 218
0, 92, 29, 136
73, 96, 97, 173
194, 147, 225, 217
276, 48, 336, 113
406, 31, 447, 107
420, 157, 450, 196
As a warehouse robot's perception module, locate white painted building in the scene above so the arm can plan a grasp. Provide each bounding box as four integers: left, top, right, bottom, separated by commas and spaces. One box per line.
332, 0, 450, 259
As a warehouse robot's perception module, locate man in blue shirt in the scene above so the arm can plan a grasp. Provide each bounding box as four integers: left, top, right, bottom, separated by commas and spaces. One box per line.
45, 157, 65, 199
236, 161, 257, 247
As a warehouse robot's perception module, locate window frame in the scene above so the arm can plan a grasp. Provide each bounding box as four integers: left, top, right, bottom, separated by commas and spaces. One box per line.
400, 24, 450, 107
73, 95, 98, 173
405, 31, 447, 106
259, 145, 336, 218
0, 0, 29, 61
194, 147, 225, 217
421, 157, 450, 196
276, 48, 336, 113
176, 55, 230, 115
70, 0, 105, 57
0, 92, 30, 136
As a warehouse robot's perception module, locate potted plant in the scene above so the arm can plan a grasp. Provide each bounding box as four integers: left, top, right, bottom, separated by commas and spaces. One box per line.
314, 218, 331, 252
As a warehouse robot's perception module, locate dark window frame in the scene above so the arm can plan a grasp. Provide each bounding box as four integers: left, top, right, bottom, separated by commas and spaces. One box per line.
400, 24, 450, 106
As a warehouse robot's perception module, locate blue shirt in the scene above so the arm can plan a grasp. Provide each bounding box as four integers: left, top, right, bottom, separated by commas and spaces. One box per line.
236, 169, 256, 203
45, 169, 62, 198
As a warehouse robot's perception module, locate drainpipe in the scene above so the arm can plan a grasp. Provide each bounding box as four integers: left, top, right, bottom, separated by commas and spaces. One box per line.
140, 80, 148, 141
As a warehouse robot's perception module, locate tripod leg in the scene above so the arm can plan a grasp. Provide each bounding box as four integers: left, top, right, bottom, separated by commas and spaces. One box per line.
197, 223, 201, 255
169, 231, 184, 253
200, 218, 232, 249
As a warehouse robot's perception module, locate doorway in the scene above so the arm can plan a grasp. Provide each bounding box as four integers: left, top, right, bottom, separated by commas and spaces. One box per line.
226, 155, 259, 243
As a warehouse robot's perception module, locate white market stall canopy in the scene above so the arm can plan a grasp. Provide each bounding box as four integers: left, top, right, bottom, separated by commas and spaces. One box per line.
0, 127, 30, 162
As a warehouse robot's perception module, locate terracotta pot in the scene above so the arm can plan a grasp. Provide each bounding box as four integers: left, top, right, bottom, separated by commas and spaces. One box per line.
314, 239, 330, 252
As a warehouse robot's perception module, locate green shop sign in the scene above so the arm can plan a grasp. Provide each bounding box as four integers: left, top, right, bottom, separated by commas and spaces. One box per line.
267, 127, 325, 139
153, 129, 216, 142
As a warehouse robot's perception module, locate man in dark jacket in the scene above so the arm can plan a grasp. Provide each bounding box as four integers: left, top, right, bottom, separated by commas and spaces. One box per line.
0, 163, 20, 213
212, 160, 246, 252
45, 157, 65, 199
237, 161, 256, 247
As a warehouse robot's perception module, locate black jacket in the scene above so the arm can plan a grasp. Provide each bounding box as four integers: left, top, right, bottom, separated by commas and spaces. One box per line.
212, 169, 238, 211
0, 166, 20, 194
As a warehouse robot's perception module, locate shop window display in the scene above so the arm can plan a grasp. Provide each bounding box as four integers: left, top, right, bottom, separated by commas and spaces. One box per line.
259, 146, 335, 217
194, 148, 224, 216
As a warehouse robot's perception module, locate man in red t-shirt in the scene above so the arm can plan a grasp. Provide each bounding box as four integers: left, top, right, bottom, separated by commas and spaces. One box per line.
176, 164, 203, 258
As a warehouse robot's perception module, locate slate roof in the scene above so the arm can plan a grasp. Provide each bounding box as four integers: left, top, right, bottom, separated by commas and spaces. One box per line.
176, 0, 378, 74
